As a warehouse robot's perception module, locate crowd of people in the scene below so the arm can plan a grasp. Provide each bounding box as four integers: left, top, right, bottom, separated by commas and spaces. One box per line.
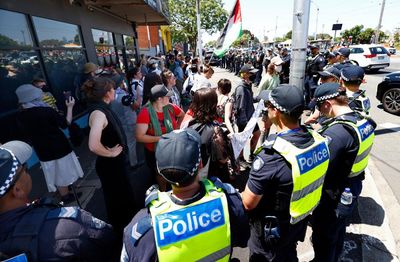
0, 44, 376, 262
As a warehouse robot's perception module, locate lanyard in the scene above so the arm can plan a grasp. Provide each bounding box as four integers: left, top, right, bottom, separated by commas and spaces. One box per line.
277, 127, 302, 137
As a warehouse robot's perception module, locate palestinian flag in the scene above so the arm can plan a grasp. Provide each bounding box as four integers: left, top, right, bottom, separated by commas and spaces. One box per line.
214, 0, 242, 57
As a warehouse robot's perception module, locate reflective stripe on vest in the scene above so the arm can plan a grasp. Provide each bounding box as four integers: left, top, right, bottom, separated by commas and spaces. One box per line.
149, 179, 231, 262
330, 118, 375, 177
272, 130, 329, 224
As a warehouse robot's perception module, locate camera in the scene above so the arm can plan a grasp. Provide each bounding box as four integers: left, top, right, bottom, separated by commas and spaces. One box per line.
121, 94, 135, 106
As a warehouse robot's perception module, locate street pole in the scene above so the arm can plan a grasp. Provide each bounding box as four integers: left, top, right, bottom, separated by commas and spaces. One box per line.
196, 0, 203, 63
314, 7, 319, 40
375, 0, 386, 44
289, 0, 311, 91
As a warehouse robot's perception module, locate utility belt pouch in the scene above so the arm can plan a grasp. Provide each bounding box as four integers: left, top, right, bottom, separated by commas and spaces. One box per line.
263, 216, 280, 245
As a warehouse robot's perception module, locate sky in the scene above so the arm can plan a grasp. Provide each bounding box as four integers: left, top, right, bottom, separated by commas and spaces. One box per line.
202, 0, 400, 44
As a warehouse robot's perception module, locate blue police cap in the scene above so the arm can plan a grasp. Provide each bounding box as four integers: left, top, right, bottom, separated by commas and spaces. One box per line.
156, 129, 201, 185
314, 82, 346, 102
259, 84, 304, 114
0, 141, 32, 197
337, 47, 350, 57
318, 67, 341, 80
341, 65, 365, 82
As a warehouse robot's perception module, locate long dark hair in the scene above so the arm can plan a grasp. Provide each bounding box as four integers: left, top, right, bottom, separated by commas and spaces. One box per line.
189, 88, 218, 123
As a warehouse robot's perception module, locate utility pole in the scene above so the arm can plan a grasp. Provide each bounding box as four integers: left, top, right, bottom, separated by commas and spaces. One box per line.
196, 0, 203, 62
375, 0, 386, 44
314, 7, 319, 40
274, 16, 278, 41
289, 0, 311, 91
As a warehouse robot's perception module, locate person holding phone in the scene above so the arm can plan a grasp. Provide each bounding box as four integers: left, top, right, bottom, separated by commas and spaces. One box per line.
15, 84, 84, 202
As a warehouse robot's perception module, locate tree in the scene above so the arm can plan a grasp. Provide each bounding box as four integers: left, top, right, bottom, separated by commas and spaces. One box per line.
284, 30, 292, 40
205, 40, 217, 48
394, 32, 400, 44
341, 25, 364, 43
231, 29, 260, 48
0, 34, 20, 48
168, 0, 228, 54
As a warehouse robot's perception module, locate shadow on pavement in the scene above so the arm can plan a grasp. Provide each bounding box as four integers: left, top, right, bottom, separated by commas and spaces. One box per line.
354, 196, 385, 227
343, 233, 395, 262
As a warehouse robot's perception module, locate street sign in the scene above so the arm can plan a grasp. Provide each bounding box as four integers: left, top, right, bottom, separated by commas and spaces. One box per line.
332, 24, 343, 30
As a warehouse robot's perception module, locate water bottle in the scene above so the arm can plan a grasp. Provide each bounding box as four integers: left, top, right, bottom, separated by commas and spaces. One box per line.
340, 187, 353, 205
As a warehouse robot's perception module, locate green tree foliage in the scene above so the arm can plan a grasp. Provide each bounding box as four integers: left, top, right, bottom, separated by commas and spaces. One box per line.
231, 29, 259, 48
0, 34, 21, 48
205, 40, 217, 48
394, 32, 400, 44
284, 30, 292, 40
168, 0, 228, 52
341, 25, 388, 44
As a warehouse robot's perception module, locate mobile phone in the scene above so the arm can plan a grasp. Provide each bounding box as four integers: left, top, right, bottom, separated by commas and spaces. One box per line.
64, 91, 71, 100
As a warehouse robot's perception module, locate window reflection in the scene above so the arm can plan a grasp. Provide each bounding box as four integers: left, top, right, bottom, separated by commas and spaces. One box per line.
123, 35, 137, 70
0, 9, 33, 48
33, 17, 82, 48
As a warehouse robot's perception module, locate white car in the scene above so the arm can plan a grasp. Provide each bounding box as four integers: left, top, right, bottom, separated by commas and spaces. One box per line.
349, 44, 390, 72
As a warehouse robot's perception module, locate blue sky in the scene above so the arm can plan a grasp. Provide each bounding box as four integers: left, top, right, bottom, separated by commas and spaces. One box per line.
202, 0, 400, 43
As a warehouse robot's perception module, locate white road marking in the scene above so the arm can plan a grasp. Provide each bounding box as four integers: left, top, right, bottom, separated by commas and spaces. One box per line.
378, 123, 400, 131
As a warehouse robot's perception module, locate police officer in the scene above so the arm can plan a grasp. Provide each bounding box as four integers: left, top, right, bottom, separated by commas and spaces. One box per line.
280, 48, 291, 84
340, 65, 371, 116
121, 128, 249, 261
333, 47, 357, 70
242, 85, 330, 261
0, 141, 117, 261
311, 83, 376, 262
305, 45, 326, 103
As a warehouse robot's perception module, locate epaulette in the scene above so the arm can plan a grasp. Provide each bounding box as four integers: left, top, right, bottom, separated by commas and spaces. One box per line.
262, 134, 278, 150
144, 184, 159, 207
46, 206, 78, 219
210, 177, 236, 195
130, 215, 152, 246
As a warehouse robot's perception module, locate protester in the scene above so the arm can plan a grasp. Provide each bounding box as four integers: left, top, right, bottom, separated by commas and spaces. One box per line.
15, 84, 83, 202
216, 78, 232, 123
83, 77, 137, 241
191, 65, 214, 93
136, 84, 184, 191
31, 77, 58, 110
161, 69, 181, 107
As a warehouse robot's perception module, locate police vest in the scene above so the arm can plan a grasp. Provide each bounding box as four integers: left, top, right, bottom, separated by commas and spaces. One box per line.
149, 179, 231, 262
349, 90, 371, 116
272, 130, 329, 224
327, 117, 375, 178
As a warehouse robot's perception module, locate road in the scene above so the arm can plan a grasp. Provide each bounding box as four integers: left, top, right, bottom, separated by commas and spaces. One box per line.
362, 56, 400, 203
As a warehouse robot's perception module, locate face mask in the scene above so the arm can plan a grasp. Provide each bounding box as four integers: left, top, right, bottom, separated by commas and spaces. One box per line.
275, 65, 282, 73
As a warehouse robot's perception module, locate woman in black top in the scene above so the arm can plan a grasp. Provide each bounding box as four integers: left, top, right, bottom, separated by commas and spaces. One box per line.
83, 77, 137, 241
15, 84, 83, 202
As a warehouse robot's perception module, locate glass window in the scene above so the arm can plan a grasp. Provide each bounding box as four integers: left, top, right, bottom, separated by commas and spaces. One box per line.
33, 16, 82, 48
92, 29, 114, 45
0, 9, 34, 48
370, 47, 388, 55
350, 48, 364, 54
0, 50, 43, 117
41, 49, 86, 112
123, 35, 137, 70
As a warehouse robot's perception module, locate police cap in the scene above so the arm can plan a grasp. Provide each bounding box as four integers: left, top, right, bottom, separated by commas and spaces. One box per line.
318, 67, 341, 80
341, 65, 365, 82
239, 64, 259, 74
156, 129, 201, 186
259, 84, 305, 114
0, 141, 32, 198
314, 82, 346, 102
337, 47, 350, 57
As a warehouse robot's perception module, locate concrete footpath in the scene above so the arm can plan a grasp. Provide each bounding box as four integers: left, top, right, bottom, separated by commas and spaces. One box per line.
27, 67, 399, 261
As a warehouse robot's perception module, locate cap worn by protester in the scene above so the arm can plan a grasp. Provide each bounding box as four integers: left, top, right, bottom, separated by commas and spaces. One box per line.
318, 67, 341, 80
271, 56, 284, 66
259, 84, 305, 114
156, 129, 201, 186
83, 62, 98, 74
341, 65, 365, 82
239, 64, 259, 74
150, 84, 173, 100
15, 84, 43, 104
337, 47, 350, 58
314, 82, 346, 102
0, 141, 32, 198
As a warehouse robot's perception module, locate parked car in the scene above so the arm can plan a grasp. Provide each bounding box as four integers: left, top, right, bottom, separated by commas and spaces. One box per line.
376, 71, 400, 114
349, 44, 390, 72
388, 47, 397, 55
